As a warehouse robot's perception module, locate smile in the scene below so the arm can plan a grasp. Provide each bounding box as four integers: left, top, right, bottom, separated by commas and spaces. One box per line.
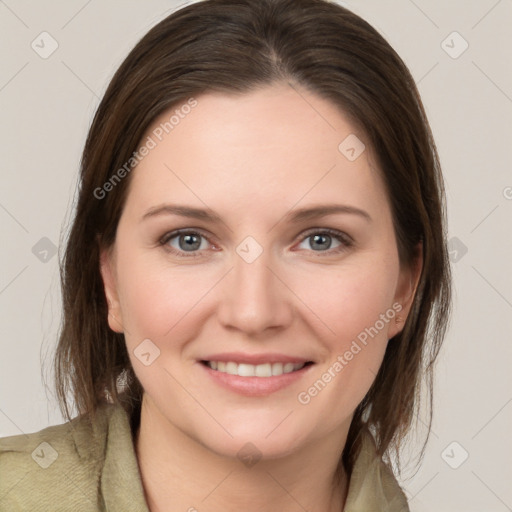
202, 361, 311, 377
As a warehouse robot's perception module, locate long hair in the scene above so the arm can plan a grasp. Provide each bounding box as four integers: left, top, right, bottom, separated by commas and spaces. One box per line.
54, 0, 452, 477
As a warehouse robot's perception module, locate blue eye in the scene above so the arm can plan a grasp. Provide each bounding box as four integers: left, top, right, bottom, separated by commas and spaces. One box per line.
159, 228, 353, 258
160, 230, 210, 258
295, 228, 353, 256
298, 231, 341, 252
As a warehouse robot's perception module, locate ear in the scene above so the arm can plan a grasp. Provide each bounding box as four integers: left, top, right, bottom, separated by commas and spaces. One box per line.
388, 241, 423, 340
99, 245, 125, 333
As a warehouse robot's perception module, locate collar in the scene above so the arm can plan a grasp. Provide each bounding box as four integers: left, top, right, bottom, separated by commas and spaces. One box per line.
96, 402, 408, 511
99, 402, 150, 511
344, 430, 409, 511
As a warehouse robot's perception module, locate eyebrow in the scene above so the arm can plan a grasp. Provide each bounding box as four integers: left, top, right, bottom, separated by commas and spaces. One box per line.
142, 203, 372, 224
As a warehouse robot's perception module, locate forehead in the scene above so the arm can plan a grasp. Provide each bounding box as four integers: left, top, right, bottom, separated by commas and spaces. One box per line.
123, 84, 388, 222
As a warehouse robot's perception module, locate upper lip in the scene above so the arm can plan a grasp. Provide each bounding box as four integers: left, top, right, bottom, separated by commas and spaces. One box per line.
200, 352, 314, 365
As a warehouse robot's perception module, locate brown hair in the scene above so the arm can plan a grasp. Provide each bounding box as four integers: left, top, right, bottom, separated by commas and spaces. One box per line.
54, 0, 451, 478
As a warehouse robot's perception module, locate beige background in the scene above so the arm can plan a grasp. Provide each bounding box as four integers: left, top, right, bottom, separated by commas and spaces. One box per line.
1, 1, 511, 510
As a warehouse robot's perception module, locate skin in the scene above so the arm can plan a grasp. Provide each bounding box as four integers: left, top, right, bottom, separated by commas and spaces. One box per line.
100, 82, 422, 512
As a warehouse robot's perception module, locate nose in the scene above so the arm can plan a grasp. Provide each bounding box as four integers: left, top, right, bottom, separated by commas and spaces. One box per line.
216, 247, 294, 336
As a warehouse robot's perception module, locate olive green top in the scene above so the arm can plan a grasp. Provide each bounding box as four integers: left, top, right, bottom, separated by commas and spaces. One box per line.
0, 402, 409, 511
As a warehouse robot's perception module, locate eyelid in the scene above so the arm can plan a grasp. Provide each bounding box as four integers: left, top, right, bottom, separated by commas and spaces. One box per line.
159, 227, 213, 245
297, 227, 354, 245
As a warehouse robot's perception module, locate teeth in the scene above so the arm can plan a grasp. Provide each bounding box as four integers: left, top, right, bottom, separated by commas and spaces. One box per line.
256, 364, 271, 377
226, 362, 238, 375
206, 361, 306, 377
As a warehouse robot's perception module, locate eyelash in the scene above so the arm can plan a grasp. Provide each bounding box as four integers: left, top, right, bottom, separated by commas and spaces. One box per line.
158, 228, 354, 259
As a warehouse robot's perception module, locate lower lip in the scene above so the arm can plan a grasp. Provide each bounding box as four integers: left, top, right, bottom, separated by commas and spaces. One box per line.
198, 362, 314, 396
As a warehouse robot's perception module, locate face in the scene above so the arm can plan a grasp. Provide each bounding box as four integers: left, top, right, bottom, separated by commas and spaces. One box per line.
100, 83, 421, 460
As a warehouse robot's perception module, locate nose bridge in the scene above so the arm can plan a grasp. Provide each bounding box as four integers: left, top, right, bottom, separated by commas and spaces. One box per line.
217, 239, 292, 334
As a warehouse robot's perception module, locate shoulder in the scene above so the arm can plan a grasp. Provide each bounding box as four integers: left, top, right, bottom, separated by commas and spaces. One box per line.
0, 402, 119, 511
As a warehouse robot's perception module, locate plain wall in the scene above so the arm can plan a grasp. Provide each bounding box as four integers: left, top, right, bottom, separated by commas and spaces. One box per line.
1, 1, 511, 510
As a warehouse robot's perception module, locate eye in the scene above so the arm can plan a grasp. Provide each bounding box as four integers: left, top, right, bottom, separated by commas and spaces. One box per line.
295, 228, 353, 255
160, 229, 212, 258
159, 227, 353, 258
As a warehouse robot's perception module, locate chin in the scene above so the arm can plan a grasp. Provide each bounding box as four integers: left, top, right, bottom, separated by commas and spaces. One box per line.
192, 417, 311, 462
203, 434, 304, 463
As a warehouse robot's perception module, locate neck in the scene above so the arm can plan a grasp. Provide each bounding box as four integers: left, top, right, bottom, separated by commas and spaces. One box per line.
134, 396, 350, 512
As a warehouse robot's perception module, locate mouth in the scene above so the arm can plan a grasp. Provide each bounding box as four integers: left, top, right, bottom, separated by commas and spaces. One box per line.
197, 352, 316, 396
200, 360, 314, 377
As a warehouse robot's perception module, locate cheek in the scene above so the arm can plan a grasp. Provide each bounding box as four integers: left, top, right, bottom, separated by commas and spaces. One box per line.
292, 258, 399, 346
290, 259, 399, 407
116, 252, 216, 343
117, 249, 399, 346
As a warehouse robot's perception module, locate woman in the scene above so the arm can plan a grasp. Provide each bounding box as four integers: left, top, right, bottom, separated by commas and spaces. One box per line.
0, 0, 451, 510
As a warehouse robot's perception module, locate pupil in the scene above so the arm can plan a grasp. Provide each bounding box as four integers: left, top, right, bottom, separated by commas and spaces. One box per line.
311, 234, 331, 251
180, 234, 200, 251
